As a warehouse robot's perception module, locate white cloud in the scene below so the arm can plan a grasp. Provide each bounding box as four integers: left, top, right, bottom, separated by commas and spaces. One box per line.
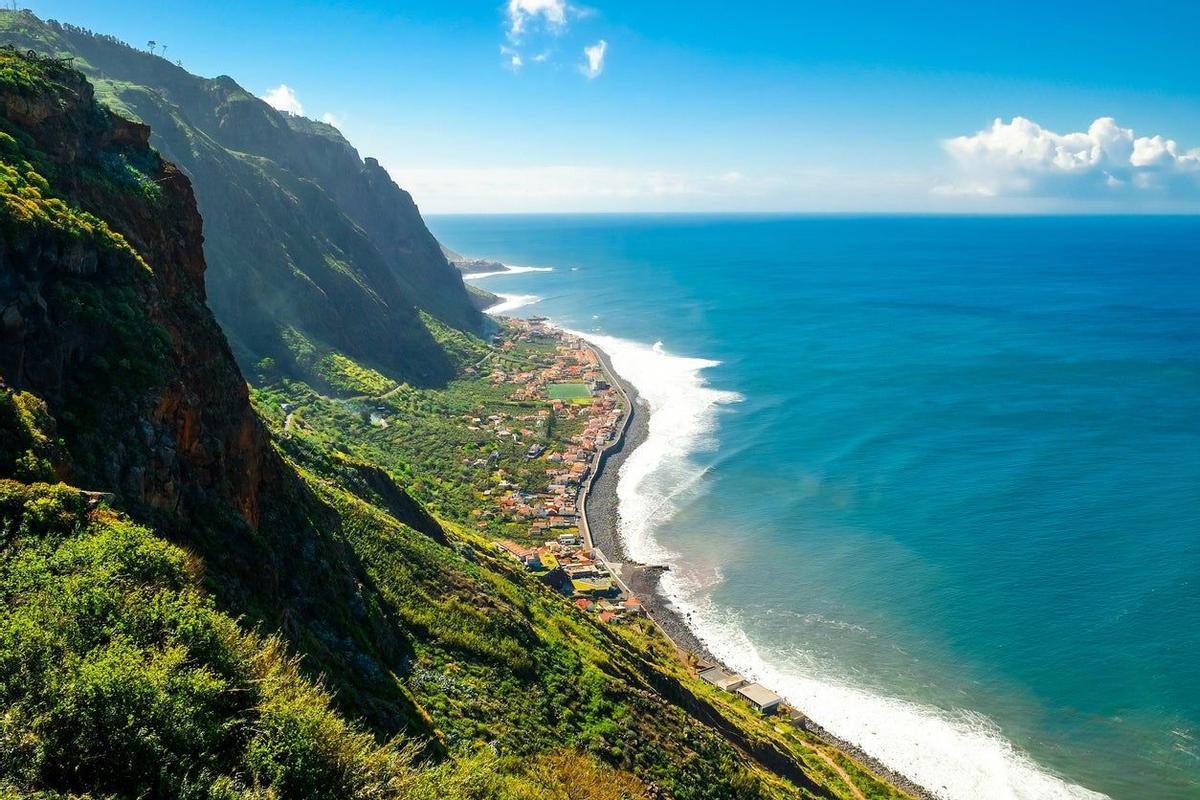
261, 84, 304, 116
581, 39, 607, 79
500, 45, 523, 70
320, 112, 344, 128
507, 0, 567, 38
940, 116, 1200, 199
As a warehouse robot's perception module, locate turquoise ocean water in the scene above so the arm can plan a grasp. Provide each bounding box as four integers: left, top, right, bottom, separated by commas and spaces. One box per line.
428, 214, 1200, 799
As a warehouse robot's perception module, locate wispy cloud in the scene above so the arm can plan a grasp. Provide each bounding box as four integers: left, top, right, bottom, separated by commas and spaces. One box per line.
261, 84, 303, 116
938, 116, 1200, 200
506, 0, 567, 38
500, 44, 524, 70
580, 39, 607, 79
320, 111, 344, 128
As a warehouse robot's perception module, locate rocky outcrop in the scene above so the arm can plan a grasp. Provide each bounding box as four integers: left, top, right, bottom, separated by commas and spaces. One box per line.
0, 48, 271, 526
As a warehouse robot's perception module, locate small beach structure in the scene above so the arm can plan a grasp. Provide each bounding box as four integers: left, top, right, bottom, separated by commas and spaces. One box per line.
698, 666, 748, 693
736, 683, 783, 715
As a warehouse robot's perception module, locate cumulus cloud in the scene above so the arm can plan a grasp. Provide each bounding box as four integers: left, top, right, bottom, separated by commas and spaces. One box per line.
581, 39, 607, 79
507, 0, 567, 38
261, 84, 303, 116
939, 116, 1200, 199
320, 112, 344, 128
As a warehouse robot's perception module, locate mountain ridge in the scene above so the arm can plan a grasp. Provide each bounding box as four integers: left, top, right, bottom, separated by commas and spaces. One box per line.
0, 11, 485, 389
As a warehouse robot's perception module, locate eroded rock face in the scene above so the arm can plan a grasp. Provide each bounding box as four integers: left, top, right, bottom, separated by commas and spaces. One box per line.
0, 51, 272, 528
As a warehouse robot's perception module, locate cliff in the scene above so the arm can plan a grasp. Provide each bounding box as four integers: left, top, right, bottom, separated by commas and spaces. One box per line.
0, 11, 485, 388
0, 43, 268, 524
0, 43, 433, 746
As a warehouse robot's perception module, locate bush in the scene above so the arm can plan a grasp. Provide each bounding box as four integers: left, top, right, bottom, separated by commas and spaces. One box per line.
0, 480, 417, 799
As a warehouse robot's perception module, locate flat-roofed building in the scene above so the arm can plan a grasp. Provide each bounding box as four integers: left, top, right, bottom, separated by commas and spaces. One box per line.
698, 666, 748, 693
736, 683, 783, 715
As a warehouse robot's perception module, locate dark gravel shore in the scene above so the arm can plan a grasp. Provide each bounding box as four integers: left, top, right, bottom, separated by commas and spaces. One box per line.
585, 342, 936, 800
585, 347, 714, 661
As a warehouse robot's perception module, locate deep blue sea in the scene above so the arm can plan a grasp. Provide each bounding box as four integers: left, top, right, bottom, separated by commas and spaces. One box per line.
428, 214, 1200, 800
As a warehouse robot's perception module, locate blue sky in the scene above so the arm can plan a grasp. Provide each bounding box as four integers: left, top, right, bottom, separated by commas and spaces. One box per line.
25, 0, 1200, 212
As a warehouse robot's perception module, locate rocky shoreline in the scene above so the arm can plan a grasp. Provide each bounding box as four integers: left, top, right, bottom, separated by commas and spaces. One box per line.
583, 340, 937, 800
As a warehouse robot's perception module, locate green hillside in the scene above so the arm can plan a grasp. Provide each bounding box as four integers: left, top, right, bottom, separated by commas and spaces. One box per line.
0, 43, 910, 800
0, 10, 485, 389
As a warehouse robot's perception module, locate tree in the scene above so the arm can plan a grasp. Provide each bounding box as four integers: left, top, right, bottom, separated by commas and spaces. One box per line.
147, 39, 156, 54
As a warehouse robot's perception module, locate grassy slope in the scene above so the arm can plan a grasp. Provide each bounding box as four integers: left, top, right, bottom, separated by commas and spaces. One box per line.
252, 321, 911, 800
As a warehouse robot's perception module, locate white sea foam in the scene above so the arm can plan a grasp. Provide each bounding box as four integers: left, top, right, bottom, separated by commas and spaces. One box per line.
570, 328, 1108, 800
662, 567, 1108, 800
463, 263, 554, 280
564, 330, 742, 565
485, 293, 541, 315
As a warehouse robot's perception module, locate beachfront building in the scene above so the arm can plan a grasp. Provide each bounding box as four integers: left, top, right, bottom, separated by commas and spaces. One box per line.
736, 683, 783, 715
699, 666, 748, 693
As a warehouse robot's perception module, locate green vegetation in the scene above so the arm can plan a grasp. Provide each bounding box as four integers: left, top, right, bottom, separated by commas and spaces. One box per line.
0, 481, 419, 800
0, 127, 149, 272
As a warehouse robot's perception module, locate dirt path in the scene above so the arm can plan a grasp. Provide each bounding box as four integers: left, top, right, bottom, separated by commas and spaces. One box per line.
815, 747, 867, 800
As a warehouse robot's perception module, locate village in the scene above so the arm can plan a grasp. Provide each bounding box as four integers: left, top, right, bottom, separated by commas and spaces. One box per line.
486, 319, 786, 717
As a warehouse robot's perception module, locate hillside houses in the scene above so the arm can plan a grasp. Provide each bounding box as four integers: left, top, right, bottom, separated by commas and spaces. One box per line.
480, 321, 625, 544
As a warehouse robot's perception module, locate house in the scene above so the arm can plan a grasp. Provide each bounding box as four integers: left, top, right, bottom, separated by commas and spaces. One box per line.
557, 533, 581, 546
571, 577, 616, 597
736, 683, 783, 715
621, 597, 643, 615
598, 611, 616, 624
698, 666, 747, 693
495, 540, 542, 569
574, 598, 593, 611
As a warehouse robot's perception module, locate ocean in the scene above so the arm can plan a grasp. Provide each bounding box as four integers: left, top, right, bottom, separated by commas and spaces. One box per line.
427, 214, 1200, 800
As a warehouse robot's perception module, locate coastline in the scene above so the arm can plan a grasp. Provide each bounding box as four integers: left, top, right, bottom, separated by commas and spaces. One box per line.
582, 343, 715, 660
579, 336, 937, 800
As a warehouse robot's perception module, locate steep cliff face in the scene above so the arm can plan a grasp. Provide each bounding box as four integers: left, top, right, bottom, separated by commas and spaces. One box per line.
0, 45, 269, 525
0, 12, 484, 388
0, 45, 435, 741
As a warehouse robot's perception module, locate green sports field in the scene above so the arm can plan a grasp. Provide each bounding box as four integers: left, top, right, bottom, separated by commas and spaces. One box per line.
547, 382, 593, 403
